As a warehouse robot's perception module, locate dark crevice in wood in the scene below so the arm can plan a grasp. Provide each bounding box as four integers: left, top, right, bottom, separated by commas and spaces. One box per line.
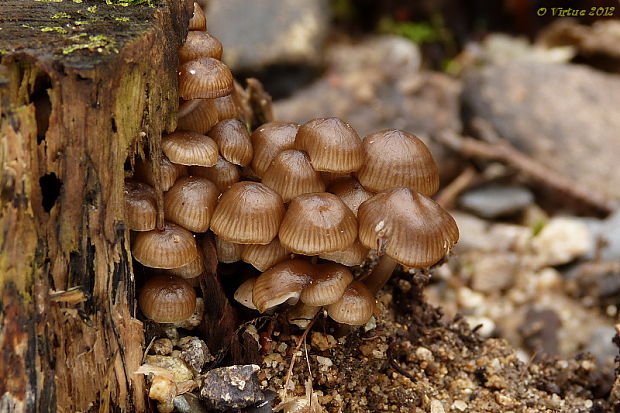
38, 172, 62, 213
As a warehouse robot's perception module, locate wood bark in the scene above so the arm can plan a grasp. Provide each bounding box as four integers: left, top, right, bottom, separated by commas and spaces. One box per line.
0, 1, 192, 411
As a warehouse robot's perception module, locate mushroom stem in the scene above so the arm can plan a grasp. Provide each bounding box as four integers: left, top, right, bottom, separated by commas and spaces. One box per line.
361, 255, 398, 294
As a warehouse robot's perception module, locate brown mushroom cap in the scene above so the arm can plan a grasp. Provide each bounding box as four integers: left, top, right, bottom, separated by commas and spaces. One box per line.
358, 187, 459, 267
132, 222, 198, 269
279, 192, 358, 255
163, 250, 204, 279
210, 181, 285, 244
134, 155, 187, 192
357, 129, 439, 196
213, 94, 239, 121
326, 281, 375, 326
189, 155, 240, 192
319, 239, 369, 267
294, 117, 364, 173
162, 131, 218, 167
178, 58, 233, 100
188, 2, 206, 31
250, 121, 299, 177
252, 259, 314, 312
241, 238, 290, 272
300, 263, 354, 307
178, 31, 222, 63
208, 119, 253, 167
164, 176, 219, 232
177, 99, 219, 134
139, 274, 197, 323
261, 150, 325, 202
215, 237, 243, 263
287, 303, 321, 328
124, 179, 157, 231
326, 176, 374, 216
234, 277, 257, 309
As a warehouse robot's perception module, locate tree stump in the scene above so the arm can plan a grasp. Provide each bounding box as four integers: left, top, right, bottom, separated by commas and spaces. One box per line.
0, 1, 192, 411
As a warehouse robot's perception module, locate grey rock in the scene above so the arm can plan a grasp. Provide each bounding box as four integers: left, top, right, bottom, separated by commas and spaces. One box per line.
275, 36, 463, 182
585, 326, 617, 367
581, 209, 620, 261
200, 364, 263, 410
462, 62, 620, 202
459, 185, 534, 218
173, 394, 208, 413
205, 0, 329, 71
178, 336, 211, 374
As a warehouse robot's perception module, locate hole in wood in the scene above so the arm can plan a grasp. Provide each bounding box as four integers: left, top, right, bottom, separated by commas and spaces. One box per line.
39, 172, 62, 213
31, 74, 52, 144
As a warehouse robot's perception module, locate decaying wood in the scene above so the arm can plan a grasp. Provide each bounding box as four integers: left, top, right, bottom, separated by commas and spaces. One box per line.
0, 1, 192, 411
436, 121, 617, 216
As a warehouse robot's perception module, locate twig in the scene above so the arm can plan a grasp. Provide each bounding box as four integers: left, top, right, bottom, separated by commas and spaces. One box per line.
435, 166, 478, 209
436, 126, 615, 215
386, 341, 416, 381
283, 311, 320, 399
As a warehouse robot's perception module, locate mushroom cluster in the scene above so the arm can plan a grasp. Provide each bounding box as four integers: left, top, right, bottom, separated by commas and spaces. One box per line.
125, 3, 459, 329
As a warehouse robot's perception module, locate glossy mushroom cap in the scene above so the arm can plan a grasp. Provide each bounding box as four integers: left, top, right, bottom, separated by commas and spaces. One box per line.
190, 155, 240, 192
241, 238, 290, 272
177, 99, 219, 134
124, 179, 157, 231
300, 263, 354, 307
294, 117, 364, 173
279, 192, 358, 255
134, 155, 187, 192
132, 222, 198, 269
208, 119, 253, 167
326, 281, 375, 326
250, 121, 298, 177
358, 187, 459, 267
210, 181, 285, 244
139, 274, 197, 323
261, 150, 325, 202
252, 259, 314, 312
178, 32, 222, 63
178, 58, 233, 100
327, 177, 374, 216
163, 251, 204, 279
188, 2, 206, 31
164, 176, 219, 232
213, 94, 239, 121
357, 129, 439, 196
234, 277, 257, 309
162, 131, 218, 167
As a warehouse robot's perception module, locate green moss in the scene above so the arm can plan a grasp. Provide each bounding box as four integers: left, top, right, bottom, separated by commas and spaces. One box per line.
41, 26, 68, 34
114, 17, 130, 22
378, 18, 440, 44
87, 5, 97, 12
104, 0, 155, 6
62, 34, 118, 55
52, 12, 72, 19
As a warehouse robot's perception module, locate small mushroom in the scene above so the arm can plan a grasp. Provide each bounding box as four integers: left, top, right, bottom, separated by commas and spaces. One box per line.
294, 117, 364, 173
178, 32, 223, 63
162, 131, 218, 167
190, 155, 240, 192
177, 99, 219, 135
319, 239, 368, 267
252, 259, 314, 312
326, 176, 374, 216
188, 2, 206, 31
241, 238, 290, 272
178, 57, 233, 100
261, 150, 325, 202
134, 155, 187, 192
250, 121, 299, 177
208, 119, 253, 167
357, 129, 439, 196
300, 262, 354, 307
139, 274, 197, 323
124, 179, 157, 231
214, 237, 243, 263
358, 187, 459, 293
213, 94, 239, 121
326, 281, 375, 326
132, 222, 198, 269
164, 176, 219, 232
234, 277, 257, 309
210, 181, 285, 244
279, 192, 357, 255
163, 250, 205, 279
